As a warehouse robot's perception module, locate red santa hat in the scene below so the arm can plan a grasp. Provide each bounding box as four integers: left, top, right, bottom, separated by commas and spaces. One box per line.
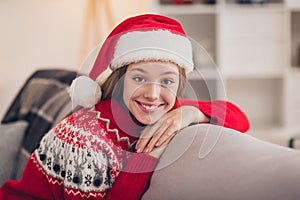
69, 14, 194, 108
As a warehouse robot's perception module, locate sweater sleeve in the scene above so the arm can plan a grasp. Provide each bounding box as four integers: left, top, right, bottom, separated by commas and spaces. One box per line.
105, 153, 158, 200
174, 98, 250, 133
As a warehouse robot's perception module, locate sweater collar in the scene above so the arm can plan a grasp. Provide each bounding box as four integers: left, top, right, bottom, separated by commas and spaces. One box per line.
95, 99, 144, 139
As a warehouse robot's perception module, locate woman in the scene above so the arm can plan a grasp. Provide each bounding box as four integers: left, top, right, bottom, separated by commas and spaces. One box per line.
0, 14, 249, 200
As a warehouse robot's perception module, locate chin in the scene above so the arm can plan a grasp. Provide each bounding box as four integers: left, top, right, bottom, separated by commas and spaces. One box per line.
135, 113, 162, 125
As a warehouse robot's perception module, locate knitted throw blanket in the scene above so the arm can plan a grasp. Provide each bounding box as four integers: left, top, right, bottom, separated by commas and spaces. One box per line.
2, 69, 78, 153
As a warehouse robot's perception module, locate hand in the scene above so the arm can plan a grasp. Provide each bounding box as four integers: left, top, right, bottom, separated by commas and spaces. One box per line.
146, 135, 173, 158
135, 106, 209, 153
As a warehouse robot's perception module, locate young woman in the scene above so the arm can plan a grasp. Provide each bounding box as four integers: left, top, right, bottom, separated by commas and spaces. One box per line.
0, 14, 249, 200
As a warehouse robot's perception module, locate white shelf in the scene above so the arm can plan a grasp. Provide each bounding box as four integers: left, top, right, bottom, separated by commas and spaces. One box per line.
286, 0, 300, 9
156, 3, 217, 15
187, 68, 220, 80
153, 1, 300, 133
222, 69, 284, 79
222, 3, 284, 12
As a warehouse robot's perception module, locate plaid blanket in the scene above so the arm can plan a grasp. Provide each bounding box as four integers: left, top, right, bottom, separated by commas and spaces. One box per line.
2, 69, 78, 153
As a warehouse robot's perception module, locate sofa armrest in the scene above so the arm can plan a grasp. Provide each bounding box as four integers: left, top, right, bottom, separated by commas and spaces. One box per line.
143, 124, 300, 200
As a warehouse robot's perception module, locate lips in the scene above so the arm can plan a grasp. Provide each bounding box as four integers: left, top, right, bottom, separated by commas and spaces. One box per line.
135, 100, 164, 113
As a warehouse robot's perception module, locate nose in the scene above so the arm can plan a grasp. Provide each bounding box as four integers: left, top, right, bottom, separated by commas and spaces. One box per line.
143, 83, 160, 100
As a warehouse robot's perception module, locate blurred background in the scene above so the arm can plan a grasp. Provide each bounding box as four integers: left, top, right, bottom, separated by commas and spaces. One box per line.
0, 0, 151, 118
0, 0, 299, 147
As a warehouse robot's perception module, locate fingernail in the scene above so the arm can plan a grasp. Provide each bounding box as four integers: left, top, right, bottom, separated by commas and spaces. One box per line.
136, 148, 141, 153
145, 148, 149, 153
155, 142, 160, 147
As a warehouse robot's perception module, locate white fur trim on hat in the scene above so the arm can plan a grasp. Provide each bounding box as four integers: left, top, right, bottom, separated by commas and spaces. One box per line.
68, 76, 102, 108
110, 30, 194, 74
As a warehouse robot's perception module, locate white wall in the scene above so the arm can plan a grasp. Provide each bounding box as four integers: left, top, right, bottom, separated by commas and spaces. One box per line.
0, 0, 150, 120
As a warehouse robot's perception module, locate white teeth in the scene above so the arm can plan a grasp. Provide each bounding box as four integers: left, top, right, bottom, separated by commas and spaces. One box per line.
141, 104, 159, 111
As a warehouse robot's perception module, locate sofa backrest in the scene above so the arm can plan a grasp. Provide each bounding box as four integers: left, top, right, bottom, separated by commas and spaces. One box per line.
143, 124, 300, 200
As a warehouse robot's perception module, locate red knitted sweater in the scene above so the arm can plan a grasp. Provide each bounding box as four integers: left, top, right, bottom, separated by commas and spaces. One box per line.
0, 98, 249, 200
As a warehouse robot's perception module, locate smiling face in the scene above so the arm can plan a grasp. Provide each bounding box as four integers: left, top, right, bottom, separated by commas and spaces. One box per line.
123, 61, 180, 125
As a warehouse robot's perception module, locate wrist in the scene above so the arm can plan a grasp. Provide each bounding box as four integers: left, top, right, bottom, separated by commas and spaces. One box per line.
199, 111, 210, 123
187, 106, 209, 124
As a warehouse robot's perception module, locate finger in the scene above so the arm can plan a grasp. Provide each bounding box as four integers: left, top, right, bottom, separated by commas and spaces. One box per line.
143, 127, 167, 152
136, 136, 151, 153
155, 126, 178, 147
149, 132, 176, 156
137, 110, 179, 152
136, 120, 164, 151
135, 125, 155, 151
143, 120, 179, 152
139, 123, 168, 153
152, 115, 181, 147
160, 132, 176, 147
139, 119, 163, 139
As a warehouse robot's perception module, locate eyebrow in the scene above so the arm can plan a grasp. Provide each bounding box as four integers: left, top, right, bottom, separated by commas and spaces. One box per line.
129, 68, 179, 76
129, 68, 147, 73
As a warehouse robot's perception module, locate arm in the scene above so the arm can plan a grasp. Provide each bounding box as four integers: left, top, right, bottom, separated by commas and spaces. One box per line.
108, 132, 175, 200
174, 98, 250, 133
135, 98, 250, 153
105, 153, 158, 200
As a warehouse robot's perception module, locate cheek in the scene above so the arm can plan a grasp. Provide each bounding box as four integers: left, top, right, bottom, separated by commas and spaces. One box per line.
123, 79, 139, 106
163, 86, 179, 107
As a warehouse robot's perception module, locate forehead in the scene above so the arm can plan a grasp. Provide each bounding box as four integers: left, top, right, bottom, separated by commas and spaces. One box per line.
127, 61, 180, 75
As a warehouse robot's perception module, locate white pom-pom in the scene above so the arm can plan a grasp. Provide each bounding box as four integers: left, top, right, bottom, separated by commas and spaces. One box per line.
68, 76, 102, 108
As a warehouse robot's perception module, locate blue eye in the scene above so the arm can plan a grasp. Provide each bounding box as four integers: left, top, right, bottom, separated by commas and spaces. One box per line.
162, 79, 174, 85
133, 76, 145, 83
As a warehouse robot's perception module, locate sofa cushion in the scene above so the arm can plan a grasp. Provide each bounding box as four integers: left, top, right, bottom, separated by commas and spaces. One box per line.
143, 124, 300, 200
0, 121, 28, 185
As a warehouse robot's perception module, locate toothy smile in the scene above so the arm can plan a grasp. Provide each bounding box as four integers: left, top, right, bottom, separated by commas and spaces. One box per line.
135, 101, 163, 112
141, 104, 159, 111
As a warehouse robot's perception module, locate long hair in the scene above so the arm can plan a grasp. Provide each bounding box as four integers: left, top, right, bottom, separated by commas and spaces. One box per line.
100, 63, 187, 102
100, 65, 128, 101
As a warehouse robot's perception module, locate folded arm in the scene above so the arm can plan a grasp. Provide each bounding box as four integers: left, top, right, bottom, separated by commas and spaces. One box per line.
136, 98, 250, 153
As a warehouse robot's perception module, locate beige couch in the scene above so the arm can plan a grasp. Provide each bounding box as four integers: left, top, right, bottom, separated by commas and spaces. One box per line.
143, 124, 300, 200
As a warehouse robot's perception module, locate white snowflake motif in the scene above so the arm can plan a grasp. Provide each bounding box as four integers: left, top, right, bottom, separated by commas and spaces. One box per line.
84, 174, 92, 187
